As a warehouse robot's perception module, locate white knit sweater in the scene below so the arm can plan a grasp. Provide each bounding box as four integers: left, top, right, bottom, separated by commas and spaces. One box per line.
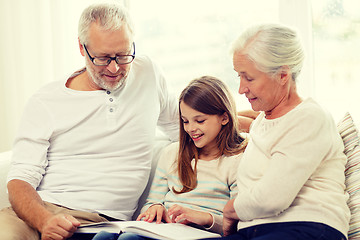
234, 98, 350, 237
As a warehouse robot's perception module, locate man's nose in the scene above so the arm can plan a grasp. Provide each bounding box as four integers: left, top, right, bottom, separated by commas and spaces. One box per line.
106, 59, 120, 73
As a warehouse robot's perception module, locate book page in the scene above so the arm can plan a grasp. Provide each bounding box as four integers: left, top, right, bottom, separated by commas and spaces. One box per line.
76, 221, 221, 239
124, 222, 221, 240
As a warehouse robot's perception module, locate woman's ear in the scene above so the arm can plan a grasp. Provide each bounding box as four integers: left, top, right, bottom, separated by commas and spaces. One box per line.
221, 113, 230, 125
279, 66, 291, 85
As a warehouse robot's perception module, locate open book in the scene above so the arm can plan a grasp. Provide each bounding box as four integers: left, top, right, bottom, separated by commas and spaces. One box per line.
76, 221, 221, 239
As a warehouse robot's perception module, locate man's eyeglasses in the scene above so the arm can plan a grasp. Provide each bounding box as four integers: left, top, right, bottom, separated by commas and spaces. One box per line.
83, 42, 135, 66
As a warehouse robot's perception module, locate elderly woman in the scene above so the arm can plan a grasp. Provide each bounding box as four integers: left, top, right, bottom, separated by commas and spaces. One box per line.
220, 24, 350, 240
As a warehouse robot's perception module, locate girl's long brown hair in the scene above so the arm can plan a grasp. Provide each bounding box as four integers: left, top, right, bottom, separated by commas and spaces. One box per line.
174, 76, 247, 194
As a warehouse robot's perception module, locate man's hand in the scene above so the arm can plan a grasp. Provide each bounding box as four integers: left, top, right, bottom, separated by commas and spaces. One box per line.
41, 214, 80, 240
167, 204, 213, 228
136, 204, 171, 224
8, 180, 80, 239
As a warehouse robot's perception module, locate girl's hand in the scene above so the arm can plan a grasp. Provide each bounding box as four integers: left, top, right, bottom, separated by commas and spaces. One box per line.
167, 204, 213, 227
136, 204, 171, 224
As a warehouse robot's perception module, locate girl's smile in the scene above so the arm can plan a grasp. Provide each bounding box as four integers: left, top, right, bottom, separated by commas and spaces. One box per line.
180, 101, 228, 159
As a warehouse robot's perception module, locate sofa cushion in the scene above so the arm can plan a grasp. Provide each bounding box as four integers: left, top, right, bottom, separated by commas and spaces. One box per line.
337, 112, 360, 239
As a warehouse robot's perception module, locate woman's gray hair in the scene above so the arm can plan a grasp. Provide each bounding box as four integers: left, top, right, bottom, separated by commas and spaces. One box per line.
78, 2, 134, 45
231, 24, 304, 81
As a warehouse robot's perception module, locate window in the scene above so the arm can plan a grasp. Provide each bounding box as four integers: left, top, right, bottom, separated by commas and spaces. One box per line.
128, 0, 280, 107
129, 0, 360, 123
311, 0, 360, 122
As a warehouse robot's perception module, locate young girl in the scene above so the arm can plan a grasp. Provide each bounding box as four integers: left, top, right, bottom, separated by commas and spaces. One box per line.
92, 76, 247, 240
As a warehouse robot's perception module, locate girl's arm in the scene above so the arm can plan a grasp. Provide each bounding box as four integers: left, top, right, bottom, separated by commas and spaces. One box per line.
139, 167, 170, 223
138, 143, 177, 223
221, 155, 241, 235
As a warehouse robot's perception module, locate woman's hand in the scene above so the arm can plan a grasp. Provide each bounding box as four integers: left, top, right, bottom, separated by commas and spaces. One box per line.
167, 204, 213, 228
222, 199, 239, 236
136, 204, 171, 224
222, 214, 238, 236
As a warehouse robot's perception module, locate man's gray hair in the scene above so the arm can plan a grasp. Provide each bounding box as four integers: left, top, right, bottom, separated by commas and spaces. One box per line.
78, 2, 134, 45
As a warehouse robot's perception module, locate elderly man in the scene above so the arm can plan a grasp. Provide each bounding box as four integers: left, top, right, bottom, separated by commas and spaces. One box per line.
0, 3, 179, 240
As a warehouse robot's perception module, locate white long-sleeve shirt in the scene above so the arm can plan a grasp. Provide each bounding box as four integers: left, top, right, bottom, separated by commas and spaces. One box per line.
234, 98, 350, 237
7, 55, 179, 220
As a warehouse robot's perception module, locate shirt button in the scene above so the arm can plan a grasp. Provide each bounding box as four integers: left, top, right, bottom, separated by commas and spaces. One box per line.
109, 108, 114, 112
106, 91, 111, 95
109, 98, 113, 102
